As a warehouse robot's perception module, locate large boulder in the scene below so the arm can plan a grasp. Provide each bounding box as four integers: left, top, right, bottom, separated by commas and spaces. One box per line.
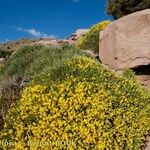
99, 9, 150, 70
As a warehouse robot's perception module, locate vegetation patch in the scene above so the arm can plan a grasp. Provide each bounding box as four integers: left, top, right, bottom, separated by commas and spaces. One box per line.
3, 45, 87, 79
1, 57, 150, 150
77, 21, 111, 53
0, 45, 88, 131
0, 64, 4, 74
106, 0, 150, 19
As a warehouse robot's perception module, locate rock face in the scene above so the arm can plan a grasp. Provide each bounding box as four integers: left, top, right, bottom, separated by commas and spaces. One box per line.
0, 58, 5, 64
71, 29, 89, 41
36, 39, 60, 46
84, 50, 99, 58
0, 29, 89, 53
144, 137, 150, 150
99, 9, 150, 70
136, 75, 150, 89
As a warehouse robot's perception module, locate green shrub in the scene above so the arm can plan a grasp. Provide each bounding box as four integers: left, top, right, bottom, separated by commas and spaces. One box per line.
1, 56, 150, 150
3, 45, 44, 76
77, 21, 111, 53
106, 0, 150, 19
122, 68, 136, 80
3, 45, 86, 79
25, 45, 87, 79
0, 64, 4, 74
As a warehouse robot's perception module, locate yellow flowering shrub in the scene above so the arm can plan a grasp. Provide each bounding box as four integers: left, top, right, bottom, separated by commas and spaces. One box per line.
0, 57, 150, 150
0, 45, 87, 131
77, 21, 111, 52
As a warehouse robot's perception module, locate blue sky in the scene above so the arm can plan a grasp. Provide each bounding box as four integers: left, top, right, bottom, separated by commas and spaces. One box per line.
0, 0, 112, 43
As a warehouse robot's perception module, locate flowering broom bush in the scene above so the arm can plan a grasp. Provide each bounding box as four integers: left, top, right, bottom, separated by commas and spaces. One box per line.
0, 56, 150, 150
77, 21, 111, 53
0, 45, 87, 133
